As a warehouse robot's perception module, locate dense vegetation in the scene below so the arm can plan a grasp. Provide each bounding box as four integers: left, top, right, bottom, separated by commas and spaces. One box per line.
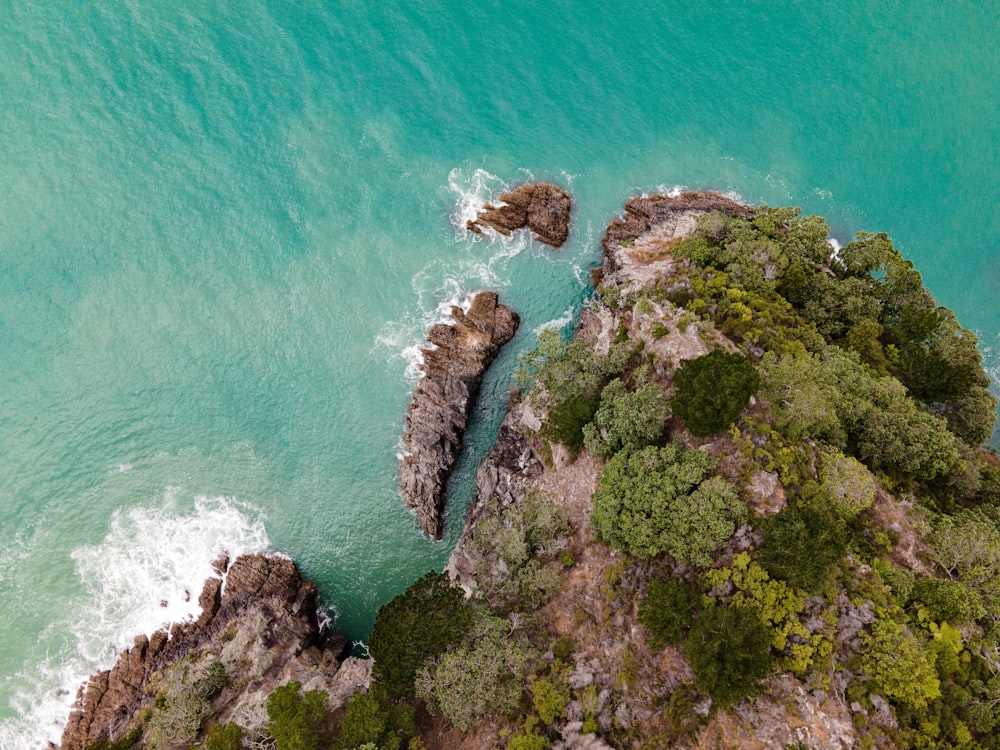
150, 204, 1000, 750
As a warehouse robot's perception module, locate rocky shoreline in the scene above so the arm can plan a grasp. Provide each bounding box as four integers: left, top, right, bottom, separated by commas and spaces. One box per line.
398, 290, 520, 539
59, 553, 367, 750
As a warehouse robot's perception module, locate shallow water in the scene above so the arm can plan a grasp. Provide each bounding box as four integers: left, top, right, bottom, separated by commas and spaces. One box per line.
1, 3, 998, 746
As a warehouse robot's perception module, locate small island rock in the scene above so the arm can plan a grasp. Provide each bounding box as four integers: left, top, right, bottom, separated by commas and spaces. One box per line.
467, 182, 572, 247
399, 290, 519, 539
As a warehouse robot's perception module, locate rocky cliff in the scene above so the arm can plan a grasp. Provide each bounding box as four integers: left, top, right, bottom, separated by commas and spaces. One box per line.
399, 290, 519, 539
466, 182, 572, 247
59, 553, 366, 750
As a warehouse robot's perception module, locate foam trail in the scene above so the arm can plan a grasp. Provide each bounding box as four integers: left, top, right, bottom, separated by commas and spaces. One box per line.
0, 495, 269, 750
533, 306, 576, 337
376, 167, 536, 385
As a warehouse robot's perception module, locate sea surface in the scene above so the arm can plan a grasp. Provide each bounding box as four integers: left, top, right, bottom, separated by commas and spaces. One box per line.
1, 2, 998, 746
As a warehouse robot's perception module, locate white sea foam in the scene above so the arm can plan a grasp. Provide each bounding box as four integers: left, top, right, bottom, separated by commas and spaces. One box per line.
375, 168, 535, 385
0, 495, 269, 750
533, 306, 576, 336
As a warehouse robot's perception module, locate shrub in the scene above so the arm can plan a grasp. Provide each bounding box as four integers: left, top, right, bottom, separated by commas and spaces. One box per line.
205, 722, 244, 750
266, 682, 327, 750
465, 490, 571, 610
684, 602, 774, 708
638, 578, 693, 649
368, 572, 475, 700
820, 450, 879, 515
530, 674, 570, 725
910, 578, 985, 625
506, 731, 551, 750
334, 690, 412, 750
672, 350, 759, 437
416, 616, 536, 731
582, 379, 670, 456
861, 619, 940, 710
591, 445, 745, 564
756, 493, 848, 591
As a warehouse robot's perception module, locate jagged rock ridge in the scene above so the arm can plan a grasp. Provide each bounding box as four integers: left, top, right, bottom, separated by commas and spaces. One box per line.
399, 290, 519, 539
59, 553, 358, 750
466, 182, 572, 247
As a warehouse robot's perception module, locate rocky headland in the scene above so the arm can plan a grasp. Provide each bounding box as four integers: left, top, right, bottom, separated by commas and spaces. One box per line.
59, 553, 367, 750
399, 290, 519, 539
466, 182, 572, 247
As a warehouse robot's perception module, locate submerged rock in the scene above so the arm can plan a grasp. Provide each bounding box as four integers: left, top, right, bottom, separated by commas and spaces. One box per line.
59, 553, 351, 750
399, 290, 519, 539
466, 182, 572, 247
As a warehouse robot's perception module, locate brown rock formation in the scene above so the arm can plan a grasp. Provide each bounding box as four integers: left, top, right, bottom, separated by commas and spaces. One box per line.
59, 554, 349, 750
399, 290, 519, 539
466, 182, 572, 247
597, 190, 753, 281
446, 391, 545, 591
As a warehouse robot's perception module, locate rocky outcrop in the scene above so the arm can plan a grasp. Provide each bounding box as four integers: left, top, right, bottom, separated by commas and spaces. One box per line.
466, 182, 572, 247
399, 291, 519, 539
447, 392, 545, 591
59, 554, 353, 750
597, 190, 752, 282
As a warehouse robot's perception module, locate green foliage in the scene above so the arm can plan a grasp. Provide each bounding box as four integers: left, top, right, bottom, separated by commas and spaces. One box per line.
416, 615, 537, 731
506, 731, 551, 750
147, 676, 211, 749
638, 578, 693, 649
205, 722, 244, 750
541, 391, 601, 456
369, 572, 475, 700
465, 490, 572, 610
530, 671, 570, 725
704, 552, 829, 675
519, 330, 633, 455
683, 601, 774, 708
84, 727, 143, 750
759, 346, 961, 482
929, 510, 1000, 626
861, 619, 941, 710
266, 682, 327, 750
820, 450, 879, 515
582, 378, 670, 456
680, 212, 995, 451
671, 350, 759, 437
196, 660, 231, 700
911, 578, 985, 625
591, 445, 745, 564
756, 492, 848, 591
334, 689, 413, 750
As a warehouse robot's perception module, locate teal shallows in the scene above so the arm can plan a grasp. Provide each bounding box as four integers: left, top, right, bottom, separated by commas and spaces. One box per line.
0, 2, 998, 745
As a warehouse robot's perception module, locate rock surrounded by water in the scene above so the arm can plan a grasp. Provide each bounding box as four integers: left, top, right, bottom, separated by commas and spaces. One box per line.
59, 554, 358, 750
399, 290, 520, 539
466, 182, 572, 247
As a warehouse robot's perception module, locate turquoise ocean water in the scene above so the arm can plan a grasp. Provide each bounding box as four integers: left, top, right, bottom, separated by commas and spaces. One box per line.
1, 2, 997, 745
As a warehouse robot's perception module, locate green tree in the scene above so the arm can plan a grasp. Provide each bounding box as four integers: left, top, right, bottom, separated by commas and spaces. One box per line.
672, 350, 759, 437
265, 682, 327, 750
638, 578, 694, 649
415, 616, 536, 731
910, 578, 985, 625
756, 493, 848, 591
819, 450, 879, 515
368, 572, 476, 700
334, 690, 413, 750
464, 489, 571, 611
582, 378, 670, 456
591, 445, 745, 564
861, 619, 941, 710
205, 722, 244, 750
684, 602, 774, 708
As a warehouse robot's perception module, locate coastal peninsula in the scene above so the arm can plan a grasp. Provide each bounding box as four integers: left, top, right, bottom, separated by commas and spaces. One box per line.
62, 191, 1000, 750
